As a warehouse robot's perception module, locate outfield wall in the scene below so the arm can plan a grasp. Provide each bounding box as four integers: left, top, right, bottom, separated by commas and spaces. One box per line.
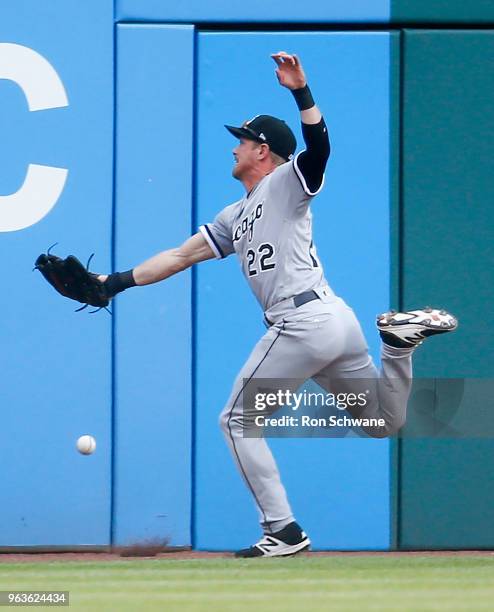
0, 1, 492, 550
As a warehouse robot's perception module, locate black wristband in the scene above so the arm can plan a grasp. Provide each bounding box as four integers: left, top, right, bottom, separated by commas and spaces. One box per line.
291, 85, 315, 111
103, 270, 136, 298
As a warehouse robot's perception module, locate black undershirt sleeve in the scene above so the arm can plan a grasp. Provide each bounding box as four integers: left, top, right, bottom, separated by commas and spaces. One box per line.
296, 118, 330, 195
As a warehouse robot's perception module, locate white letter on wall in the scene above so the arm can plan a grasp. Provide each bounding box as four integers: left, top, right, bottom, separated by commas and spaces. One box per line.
0, 43, 69, 232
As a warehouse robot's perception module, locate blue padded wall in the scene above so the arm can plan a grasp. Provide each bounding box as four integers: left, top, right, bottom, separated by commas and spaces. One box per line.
0, 0, 397, 551
113, 25, 194, 546
194, 32, 393, 550
117, 0, 390, 23
0, 0, 113, 545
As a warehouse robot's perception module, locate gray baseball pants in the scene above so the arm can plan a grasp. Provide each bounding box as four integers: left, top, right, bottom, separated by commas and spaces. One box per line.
218, 288, 413, 534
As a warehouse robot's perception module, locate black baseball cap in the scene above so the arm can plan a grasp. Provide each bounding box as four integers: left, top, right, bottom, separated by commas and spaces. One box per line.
225, 114, 297, 161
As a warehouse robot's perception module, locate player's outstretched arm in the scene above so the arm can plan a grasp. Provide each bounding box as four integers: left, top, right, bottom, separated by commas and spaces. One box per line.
271, 51, 330, 194
271, 51, 322, 124
133, 232, 215, 284
98, 232, 215, 297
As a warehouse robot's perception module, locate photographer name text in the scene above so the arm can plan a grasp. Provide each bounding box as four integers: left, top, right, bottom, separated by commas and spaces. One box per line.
255, 415, 385, 428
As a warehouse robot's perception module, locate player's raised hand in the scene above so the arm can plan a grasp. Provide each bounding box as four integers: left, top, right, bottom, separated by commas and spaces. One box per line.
271, 52, 307, 90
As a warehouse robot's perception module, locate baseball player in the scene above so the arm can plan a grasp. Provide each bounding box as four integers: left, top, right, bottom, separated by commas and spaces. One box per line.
98, 51, 457, 557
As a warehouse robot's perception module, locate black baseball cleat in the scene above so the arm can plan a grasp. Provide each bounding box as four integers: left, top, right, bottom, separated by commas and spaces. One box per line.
377, 307, 458, 349
234, 521, 310, 558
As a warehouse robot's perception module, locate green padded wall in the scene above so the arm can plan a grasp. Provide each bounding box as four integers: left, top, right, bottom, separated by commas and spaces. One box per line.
399, 30, 494, 548
392, 1, 494, 23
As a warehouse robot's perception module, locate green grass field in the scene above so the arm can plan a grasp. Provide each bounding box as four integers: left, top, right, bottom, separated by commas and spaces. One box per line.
0, 556, 493, 611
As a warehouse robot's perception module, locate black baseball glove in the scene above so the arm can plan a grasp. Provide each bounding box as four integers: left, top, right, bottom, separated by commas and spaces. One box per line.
34, 250, 111, 312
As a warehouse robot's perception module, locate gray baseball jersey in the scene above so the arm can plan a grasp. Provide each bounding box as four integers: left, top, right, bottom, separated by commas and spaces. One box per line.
199, 153, 328, 311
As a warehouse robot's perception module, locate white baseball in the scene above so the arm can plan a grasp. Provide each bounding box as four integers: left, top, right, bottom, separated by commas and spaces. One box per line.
76, 435, 96, 455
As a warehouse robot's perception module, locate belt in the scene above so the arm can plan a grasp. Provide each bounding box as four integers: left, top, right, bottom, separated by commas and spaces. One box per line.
264, 290, 320, 327
293, 289, 319, 308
